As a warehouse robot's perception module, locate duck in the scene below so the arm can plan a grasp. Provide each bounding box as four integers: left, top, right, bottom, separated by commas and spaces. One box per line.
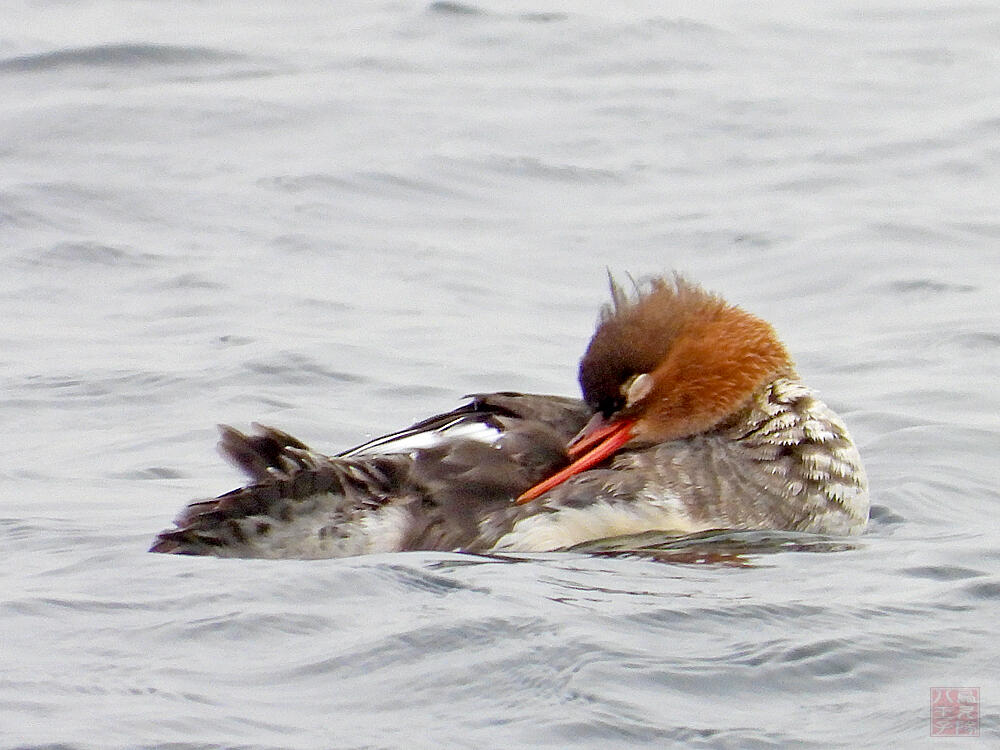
150, 274, 869, 558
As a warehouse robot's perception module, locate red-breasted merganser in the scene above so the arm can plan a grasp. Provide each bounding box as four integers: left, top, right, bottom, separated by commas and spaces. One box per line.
151, 274, 869, 558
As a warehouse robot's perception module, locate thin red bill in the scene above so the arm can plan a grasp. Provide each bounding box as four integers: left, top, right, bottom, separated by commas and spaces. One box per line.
515, 417, 636, 504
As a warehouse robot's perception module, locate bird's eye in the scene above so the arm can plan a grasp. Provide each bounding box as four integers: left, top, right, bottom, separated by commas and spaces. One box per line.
598, 396, 625, 417
621, 372, 653, 408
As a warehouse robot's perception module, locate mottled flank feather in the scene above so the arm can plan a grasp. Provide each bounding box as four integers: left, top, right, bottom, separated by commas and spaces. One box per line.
149, 429, 408, 557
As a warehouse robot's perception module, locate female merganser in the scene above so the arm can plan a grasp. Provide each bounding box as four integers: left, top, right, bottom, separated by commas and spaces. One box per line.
151, 274, 869, 558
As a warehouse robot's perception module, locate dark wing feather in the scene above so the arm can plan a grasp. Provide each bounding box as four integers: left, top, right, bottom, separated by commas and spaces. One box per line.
150, 393, 593, 557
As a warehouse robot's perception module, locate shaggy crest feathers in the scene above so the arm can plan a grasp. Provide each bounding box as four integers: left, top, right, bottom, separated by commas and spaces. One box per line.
579, 274, 796, 443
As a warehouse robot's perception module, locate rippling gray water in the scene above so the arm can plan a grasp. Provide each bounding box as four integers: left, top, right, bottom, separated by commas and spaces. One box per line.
3, 1, 999, 747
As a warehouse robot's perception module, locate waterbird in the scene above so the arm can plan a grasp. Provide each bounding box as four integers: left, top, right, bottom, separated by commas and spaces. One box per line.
151, 274, 869, 558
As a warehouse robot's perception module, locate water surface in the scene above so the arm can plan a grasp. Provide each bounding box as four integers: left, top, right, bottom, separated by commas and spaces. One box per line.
2, 1, 999, 747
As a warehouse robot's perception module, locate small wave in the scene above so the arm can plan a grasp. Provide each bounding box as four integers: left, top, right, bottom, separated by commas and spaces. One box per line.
111, 467, 187, 481
427, 2, 567, 23
261, 170, 464, 199
23, 241, 162, 270
568, 528, 861, 566
0, 43, 244, 73
17, 370, 187, 407
427, 1, 485, 16
147, 273, 225, 291
963, 580, 1000, 600
243, 352, 366, 387
900, 564, 987, 582
884, 278, 977, 295
484, 155, 628, 184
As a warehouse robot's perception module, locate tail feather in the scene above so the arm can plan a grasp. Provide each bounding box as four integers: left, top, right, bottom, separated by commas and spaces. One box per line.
217, 423, 312, 481
150, 426, 406, 557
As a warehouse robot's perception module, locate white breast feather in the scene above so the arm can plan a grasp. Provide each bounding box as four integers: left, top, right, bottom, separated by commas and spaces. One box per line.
490, 493, 712, 553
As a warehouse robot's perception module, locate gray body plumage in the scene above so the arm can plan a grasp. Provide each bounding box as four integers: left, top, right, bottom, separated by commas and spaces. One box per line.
150, 380, 868, 559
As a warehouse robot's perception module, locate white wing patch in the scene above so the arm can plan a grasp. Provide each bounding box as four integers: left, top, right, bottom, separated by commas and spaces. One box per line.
343, 417, 502, 457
